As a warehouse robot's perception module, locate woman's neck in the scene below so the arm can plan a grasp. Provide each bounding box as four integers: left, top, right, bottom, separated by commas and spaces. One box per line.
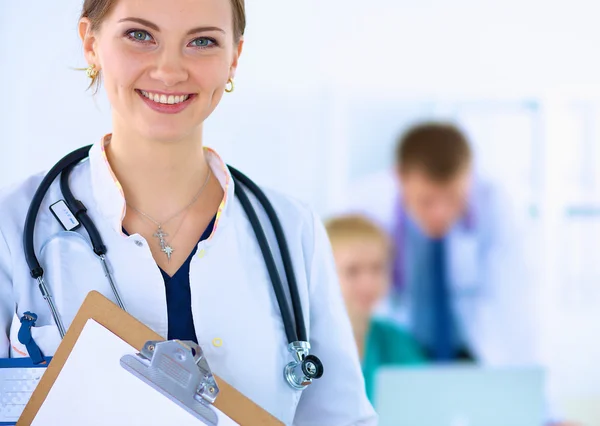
105, 126, 210, 219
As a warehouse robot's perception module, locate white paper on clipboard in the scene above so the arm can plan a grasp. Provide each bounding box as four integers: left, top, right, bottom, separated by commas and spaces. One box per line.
31, 319, 238, 426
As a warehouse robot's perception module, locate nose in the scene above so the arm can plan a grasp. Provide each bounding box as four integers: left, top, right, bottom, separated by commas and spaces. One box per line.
149, 47, 189, 87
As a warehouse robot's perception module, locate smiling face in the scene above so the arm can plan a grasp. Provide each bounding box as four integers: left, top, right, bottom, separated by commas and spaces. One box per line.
326, 216, 392, 322
333, 238, 390, 320
79, 0, 243, 143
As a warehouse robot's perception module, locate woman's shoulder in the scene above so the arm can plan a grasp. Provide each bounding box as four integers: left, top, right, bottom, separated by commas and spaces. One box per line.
0, 159, 91, 245
0, 157, 91, 229
369, 317, 427, 362
260, 187, 316, 225
0, 171, 49, 231
246, 184, 320, 239
370, 316, 407, 336
0, 171, 47, 205
369, 317, 421, 345
251, 186, 332, 279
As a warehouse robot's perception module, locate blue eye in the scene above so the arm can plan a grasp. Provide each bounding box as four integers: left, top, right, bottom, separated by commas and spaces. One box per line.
190, 38, 215, 48
127, 30, 152, 42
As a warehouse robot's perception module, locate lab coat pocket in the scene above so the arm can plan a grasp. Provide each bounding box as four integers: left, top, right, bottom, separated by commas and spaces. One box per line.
9, 313, 61, 359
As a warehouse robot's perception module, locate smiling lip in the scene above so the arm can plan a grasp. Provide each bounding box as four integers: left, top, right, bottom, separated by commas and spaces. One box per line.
136, 89, 196, 114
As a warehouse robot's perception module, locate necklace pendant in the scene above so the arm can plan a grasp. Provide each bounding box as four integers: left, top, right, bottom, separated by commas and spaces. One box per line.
162, 245, 174, 261
154, 227, 168, 247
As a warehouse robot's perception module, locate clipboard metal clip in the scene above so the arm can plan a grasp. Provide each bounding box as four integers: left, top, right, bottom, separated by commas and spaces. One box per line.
120, 340, 220, 425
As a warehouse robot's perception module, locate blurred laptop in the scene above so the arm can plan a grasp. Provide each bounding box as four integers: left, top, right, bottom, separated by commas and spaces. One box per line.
374, 365, 546, 426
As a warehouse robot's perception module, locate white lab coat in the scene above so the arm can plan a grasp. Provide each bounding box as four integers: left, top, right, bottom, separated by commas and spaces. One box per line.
338, 169, 540, 367
0, 135, 377, 426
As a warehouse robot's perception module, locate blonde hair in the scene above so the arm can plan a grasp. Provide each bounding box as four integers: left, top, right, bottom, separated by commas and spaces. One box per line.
325, 214, 390, 250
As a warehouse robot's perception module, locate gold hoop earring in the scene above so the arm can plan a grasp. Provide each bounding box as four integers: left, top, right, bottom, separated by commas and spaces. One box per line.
225, 78, 234, 93
86, 64, 98, 79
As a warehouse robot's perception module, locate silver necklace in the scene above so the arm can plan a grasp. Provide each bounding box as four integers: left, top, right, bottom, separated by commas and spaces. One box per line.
127, 168, 212, 261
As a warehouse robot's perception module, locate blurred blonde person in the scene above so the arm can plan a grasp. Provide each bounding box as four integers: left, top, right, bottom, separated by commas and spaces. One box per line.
325, 215, 426, 402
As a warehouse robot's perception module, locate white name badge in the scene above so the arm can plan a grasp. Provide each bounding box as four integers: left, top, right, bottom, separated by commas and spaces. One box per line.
49, 200, 80, 231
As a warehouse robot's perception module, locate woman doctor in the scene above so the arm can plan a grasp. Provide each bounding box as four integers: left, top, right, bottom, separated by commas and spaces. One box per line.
0, 0, 377, 424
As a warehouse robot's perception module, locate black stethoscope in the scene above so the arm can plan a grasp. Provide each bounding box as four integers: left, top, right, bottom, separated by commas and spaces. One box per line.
22, 144, 324, 390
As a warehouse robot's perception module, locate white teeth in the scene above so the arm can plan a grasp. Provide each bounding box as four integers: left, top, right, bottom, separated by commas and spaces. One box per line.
140, 91, 190, 105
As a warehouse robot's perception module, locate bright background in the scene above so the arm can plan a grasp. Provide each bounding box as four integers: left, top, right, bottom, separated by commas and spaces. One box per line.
3, 0, 600, 423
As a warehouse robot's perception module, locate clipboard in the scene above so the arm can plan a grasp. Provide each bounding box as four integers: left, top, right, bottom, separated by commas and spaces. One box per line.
16, 291, 283, 425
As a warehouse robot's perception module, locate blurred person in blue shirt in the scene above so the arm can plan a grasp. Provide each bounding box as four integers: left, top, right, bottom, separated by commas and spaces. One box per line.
341, 122, 538, 366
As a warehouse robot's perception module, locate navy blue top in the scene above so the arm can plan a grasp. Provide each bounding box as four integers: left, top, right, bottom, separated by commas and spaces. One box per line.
124, 215, 216, 344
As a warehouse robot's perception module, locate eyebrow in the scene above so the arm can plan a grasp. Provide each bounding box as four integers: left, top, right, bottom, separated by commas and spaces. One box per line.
117, 17, 225, 35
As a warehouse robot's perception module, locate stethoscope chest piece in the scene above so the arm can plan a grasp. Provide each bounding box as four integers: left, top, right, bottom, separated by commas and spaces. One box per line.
284, 341, 324, 390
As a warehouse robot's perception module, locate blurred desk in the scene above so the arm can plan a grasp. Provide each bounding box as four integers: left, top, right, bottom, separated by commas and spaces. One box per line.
374, 365, 546, 426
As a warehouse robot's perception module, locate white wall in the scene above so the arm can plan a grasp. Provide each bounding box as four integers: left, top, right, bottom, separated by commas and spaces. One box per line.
3, 0, 600, 423
4, 0, 600, 214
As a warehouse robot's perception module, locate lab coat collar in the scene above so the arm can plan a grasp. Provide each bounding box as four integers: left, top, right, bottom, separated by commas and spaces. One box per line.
89, 134, 235, 239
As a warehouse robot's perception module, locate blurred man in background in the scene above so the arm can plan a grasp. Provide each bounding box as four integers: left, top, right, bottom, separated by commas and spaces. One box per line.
342, 122, 538, 365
